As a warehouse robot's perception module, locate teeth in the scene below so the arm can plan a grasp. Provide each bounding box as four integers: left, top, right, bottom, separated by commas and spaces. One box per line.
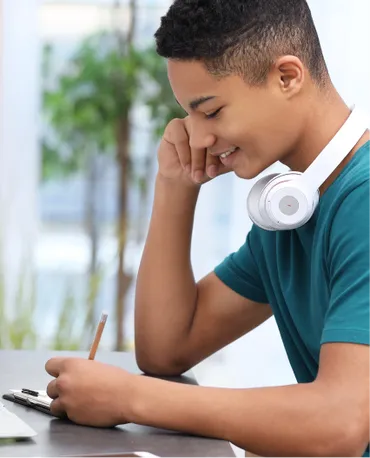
220, 147, 237, 159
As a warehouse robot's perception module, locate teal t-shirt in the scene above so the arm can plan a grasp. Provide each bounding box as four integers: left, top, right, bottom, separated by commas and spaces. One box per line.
215, 141, 369, 455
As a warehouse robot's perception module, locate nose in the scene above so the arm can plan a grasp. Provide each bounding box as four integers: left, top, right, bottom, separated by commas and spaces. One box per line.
188, 119, 216, 150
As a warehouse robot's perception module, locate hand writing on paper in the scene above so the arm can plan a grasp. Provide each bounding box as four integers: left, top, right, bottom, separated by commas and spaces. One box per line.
45, 357, 135, 427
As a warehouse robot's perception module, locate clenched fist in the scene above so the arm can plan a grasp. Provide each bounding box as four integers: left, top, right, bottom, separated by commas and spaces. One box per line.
158, 117, 231, 187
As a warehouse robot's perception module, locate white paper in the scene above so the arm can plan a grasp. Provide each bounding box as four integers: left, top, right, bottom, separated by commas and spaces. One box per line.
0, 402, 37, 438
9, 390, 52, 409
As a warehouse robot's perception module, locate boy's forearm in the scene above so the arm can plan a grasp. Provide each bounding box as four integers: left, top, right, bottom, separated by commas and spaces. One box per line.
134, 175, 200, 372
127, 375, 358, 457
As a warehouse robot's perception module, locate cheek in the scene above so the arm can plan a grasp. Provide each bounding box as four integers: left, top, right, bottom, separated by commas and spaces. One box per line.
215, 110, 253, 146
218, 116, 265, 159
233, 103, 300, 156
259, 114, 301, 155
218, 101, 267, 145
216, 99, 301, 165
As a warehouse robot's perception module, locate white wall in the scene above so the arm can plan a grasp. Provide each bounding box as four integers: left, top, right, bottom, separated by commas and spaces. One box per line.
309, 0, 370, 112
0, 0, 40, 320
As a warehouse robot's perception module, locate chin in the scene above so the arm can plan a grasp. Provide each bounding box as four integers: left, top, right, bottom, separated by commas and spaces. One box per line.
232, 166, 260, 180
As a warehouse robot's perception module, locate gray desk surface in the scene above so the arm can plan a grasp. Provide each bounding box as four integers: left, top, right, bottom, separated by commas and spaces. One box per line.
0, 350, 234, 457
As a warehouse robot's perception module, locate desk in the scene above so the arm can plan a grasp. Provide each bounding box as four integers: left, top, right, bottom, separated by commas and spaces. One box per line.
0, 350, 234, 457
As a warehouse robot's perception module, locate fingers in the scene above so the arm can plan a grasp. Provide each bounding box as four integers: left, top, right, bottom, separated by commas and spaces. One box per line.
168, 118, 206, 183
49, 398, 67, 418
185, 118, 207, 183
165, 117, 221, 184
164, 118, 191, 172
189, 144, 206, 183
47, 380, 67, 418
205, 151, 220, 179
45, 357, 65, 377
176, 137, 192, 173
46, 379, 58, 399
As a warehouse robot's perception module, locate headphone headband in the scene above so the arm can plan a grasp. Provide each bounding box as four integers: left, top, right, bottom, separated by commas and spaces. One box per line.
299, 106, 369, 194
247, 105, 369, 231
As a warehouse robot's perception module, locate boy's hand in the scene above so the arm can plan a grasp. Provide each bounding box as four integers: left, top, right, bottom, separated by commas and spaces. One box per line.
158, 117, 231, 186
45, 357, 135, 427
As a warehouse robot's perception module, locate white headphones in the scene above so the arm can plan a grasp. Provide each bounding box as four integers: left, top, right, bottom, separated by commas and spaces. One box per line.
247, 106, 369, 231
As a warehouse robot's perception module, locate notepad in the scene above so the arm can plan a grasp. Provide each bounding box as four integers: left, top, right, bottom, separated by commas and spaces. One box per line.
0, 402, 37, 439
2, 390, 53, 416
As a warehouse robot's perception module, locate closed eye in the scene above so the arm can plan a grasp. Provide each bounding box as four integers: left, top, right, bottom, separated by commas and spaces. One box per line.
205, 107, 222, 119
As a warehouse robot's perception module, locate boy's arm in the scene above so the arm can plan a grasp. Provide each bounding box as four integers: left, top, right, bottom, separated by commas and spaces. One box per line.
131, 341, 369, 457
135, 174, 271, 376
44, 333, 368, 455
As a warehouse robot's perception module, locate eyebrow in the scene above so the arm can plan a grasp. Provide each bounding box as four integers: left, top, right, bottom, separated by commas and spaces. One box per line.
188, 96, 216, 111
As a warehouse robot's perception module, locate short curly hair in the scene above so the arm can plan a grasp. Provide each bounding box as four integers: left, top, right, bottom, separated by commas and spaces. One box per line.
154, 0, 329, 87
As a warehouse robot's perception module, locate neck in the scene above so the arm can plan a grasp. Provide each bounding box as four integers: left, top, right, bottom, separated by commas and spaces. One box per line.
281, 90, 369, 194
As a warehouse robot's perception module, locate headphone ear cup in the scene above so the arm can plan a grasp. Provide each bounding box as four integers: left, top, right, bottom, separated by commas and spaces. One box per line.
259, 171, 319, 230
247, 173, 279, 230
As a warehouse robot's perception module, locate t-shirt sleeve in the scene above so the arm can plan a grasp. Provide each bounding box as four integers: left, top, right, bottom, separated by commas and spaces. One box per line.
214, 224, 268, 303
321, 181, 370, 346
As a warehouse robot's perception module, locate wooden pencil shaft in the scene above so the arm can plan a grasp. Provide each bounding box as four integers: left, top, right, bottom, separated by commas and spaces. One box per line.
88, 313, 108, 360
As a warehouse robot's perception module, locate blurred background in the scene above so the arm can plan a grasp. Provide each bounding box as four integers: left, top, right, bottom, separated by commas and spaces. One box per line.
0, 3, 369, 453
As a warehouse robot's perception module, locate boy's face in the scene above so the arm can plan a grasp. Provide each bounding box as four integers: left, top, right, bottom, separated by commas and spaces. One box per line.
167, 59, 308, 179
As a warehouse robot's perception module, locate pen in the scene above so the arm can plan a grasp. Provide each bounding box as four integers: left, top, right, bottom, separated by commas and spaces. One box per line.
21, 388, 39, 397
88, 311, 108, 360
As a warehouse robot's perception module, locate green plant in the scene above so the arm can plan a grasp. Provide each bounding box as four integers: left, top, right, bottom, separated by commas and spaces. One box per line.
0, 261, 37, 350
7, 270, 37, 349
41, 1, 185, 350
51, 285, 84, 351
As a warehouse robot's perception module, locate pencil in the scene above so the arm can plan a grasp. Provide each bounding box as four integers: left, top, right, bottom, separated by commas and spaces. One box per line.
88, 311, 108, 360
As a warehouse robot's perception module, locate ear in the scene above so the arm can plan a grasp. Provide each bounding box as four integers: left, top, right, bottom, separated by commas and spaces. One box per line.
274, 55, 305, 97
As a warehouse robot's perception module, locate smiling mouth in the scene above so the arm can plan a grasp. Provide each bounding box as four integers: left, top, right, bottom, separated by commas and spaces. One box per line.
220, 147, 239, 159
